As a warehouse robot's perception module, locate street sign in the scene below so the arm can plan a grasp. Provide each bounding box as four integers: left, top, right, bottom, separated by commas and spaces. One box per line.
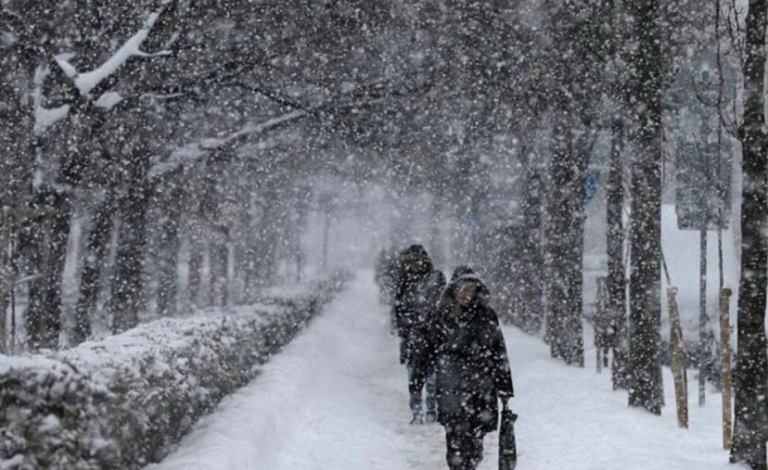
675, 140, 733, 230
585, 169, 598, 204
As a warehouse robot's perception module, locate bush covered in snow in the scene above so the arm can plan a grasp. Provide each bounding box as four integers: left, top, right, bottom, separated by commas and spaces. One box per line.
0, 272, 349, 470
0, 358, 113, 470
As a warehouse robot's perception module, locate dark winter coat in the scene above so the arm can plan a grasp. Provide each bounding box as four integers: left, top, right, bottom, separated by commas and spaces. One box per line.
412, 274, 514, 433
394, 244, 446, 365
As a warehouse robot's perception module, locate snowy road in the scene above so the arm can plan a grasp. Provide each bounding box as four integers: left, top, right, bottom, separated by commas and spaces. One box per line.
149, 271, 739, 470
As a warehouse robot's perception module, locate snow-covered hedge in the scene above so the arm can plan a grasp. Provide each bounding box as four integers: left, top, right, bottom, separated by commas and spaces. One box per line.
0, 272, 349, 470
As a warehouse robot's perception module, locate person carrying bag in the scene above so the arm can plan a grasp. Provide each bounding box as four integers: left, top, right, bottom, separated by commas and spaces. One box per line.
411, 269, 515, 470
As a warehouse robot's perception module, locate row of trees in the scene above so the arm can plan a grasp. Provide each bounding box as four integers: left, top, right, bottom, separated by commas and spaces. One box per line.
397, 1, 764, 467
0, 0, 433, 349
523, 1, 767, 467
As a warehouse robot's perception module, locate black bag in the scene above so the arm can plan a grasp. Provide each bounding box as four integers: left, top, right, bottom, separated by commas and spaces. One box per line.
499, 403, 518, 470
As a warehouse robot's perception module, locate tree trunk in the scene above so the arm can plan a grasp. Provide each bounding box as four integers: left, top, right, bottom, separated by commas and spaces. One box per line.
607, 118, 629, 390
110, 146, 152, 333
71, 191, 115, 345
546, 109, 586, 366
626, 0, 664, 415
155, 182, 183, 317
210, 222, 230, 307
237, 214, 258, 303
730, 0, 768, 467
24, 109, 104, 349
185, 219, 205, 308
25, 142, 83, 350
25, 191, 72, 350
521, 167, 544, 334
155, 175, 184, 316
250, 182, 283, 285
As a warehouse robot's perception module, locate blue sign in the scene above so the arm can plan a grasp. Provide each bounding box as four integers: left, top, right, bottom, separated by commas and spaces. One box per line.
585, 170, 598, 203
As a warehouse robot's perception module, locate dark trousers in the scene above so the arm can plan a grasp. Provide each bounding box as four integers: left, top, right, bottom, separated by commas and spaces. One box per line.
445, 423, 485, 470
407, 365, 436, 415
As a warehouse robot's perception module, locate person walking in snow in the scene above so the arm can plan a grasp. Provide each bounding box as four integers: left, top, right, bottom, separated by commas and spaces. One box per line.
592, 277, 614, 370
411, 270, 514, 470
394, 244, 446, 424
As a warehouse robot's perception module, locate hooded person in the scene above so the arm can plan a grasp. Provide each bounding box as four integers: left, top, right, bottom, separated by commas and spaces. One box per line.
394, 244, 446, 423
411, 270, 514, 470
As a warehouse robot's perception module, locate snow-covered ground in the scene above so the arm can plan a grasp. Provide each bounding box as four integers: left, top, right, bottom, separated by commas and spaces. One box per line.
148, 271, 741, 470
582, 204, 739, 339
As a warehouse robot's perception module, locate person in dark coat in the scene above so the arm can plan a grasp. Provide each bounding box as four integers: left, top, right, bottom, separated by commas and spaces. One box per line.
394, 244, 446, 424
412, 270, 514, 470
592, 277, 614, 369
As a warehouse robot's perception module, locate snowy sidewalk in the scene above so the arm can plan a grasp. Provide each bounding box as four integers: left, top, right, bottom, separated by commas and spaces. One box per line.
149, 271, 739, 470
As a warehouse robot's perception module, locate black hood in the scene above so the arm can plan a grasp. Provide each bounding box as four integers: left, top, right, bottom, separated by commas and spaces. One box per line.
442, 273, 491, 310
397, 244, 433, 274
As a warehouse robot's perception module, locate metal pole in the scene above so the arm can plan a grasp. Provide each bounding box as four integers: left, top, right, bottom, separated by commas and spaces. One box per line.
0, 208, 9, 354
718, 225, 724, 288
699, 228, 708, 406
10, 214, 15, 355
322, 210, 330, 272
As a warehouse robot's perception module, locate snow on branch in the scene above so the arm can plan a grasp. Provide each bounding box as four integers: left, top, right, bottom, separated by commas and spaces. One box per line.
53, 53, 78, 78
33, 64, 70, 135
148, 77, 426, 179
35, 6, 171, 134
55, 7, 170, 99
150, 110, 307, 179
225, 110, 307, 144
34, 105, 71, 135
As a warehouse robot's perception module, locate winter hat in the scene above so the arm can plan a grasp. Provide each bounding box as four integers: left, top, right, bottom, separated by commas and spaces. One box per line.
450, 273, 490, 307
450, 265, 475, 282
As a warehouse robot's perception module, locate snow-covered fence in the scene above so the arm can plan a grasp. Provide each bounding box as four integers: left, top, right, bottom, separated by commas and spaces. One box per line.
0, 271, 350, 470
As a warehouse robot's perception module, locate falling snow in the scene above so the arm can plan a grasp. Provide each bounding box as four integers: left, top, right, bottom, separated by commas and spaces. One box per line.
1, 1, 766, 469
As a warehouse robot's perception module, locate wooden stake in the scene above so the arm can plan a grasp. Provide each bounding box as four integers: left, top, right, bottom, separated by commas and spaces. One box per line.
668, 287, 688, 428
719, 286, 733, 449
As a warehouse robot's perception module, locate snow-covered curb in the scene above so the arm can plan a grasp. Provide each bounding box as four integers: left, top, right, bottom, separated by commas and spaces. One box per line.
0, 272, 349, 470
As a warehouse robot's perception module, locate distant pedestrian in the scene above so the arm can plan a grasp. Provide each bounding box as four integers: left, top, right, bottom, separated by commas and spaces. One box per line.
592, 277, 612, 370
394, 244, 446, 424
412, 271, 514, 470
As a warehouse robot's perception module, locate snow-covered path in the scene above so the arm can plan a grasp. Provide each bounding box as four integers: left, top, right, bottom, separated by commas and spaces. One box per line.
149, 271, 739, 470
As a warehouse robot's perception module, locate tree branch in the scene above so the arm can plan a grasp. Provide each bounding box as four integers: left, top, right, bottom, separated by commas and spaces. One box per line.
54, 5, 173, 99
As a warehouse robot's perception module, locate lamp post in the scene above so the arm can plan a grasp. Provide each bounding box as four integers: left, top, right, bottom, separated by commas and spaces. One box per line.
318, 192, 334, 272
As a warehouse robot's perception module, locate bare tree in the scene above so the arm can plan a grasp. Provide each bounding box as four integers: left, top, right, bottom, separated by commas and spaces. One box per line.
626, 0, 665, 415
